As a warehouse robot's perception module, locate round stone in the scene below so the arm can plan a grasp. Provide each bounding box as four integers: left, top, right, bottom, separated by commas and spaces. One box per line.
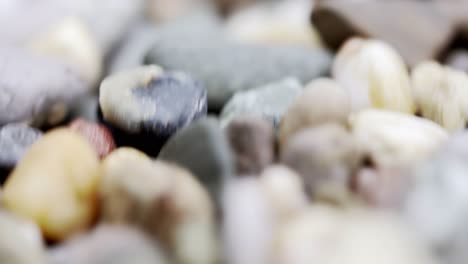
69, 118, 116, 159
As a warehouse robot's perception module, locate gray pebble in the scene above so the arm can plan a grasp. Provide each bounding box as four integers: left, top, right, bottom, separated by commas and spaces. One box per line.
0, 124, 42, 169
220, 78, 303, 128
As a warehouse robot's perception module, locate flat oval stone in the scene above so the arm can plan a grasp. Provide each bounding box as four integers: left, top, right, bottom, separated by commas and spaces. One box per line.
69, 118, 116, 159
99, 65, 207, 156
0, 124, 42, 170
2, 128, 100, 241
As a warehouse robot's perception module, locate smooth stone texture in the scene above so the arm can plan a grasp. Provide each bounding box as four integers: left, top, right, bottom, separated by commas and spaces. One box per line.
69, 94, 99, 122
100, 148, 217, 264
0, 46, 87, 126
0, 124, 42, 170
220, 78, 302, 128
69, 118, 116, 159
2, 128, 100, 241
312, 0, 455, 66
159, 117, 235, 200
226, 115, 274, 175
350, 109, 448, 168
278, 78, 350, 149
446, 50, 468, 72
281, 124, 360, 204
147, 0, 214, 23
49, 225, 168, 264
145, 35, 332, 109
277, 206, 439, 264
0, 211, 47, 264
99, 65, 207, 156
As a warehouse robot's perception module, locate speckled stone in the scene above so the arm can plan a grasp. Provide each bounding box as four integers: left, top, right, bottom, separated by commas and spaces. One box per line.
145, 36, 332, 110
69, 119, 116, 159
0, 46, 86, 126
220, 78, 303, 128
49, 225, 168, 264
99, 65, 207, 156
159, 117, 235, 200
226, 115, 274, 174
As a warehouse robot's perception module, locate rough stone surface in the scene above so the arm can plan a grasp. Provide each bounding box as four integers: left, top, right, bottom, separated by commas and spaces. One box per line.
69, 118, 116, 159
49, 225, 168, 264
278, 78, 350, 149
0, 124, 42, 170
220, 78, 302, 128
159, 117, 235, 200
0, 46, 87, 126
145, 35, 332, 109
226, 115, 274, 175
100, 148, 217, 264
2, 128, 100, 241
0, 211, 47, 264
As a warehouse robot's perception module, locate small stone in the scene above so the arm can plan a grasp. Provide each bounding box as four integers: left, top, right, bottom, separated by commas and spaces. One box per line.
280, 123, 360, 205
0, 211, 47, 264
226, 116, 274, 175
220, 78, 303, 128
100, 148, 218, 264
49, 225, 168, 264
332, 38, 415, 113
445, 50, 468, 72
278, 78, 350, 149
69, 118, 116, 159
350, 109, 449, 168
159, 117, 235, 200
224, 0, 322, 47
145, 35, 332, 109
28, 17, 103, 88
2, 128, 100, 241
0, 46, 87, 126
312, 0, 455, 66
411, 61, 468, 131
0, 124, 42, 179
147, 0, 213, 23
99, 65, 207, 156
277, 206, 438, 264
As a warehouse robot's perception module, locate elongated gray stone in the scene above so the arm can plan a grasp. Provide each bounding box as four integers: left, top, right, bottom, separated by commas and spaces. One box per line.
0, 46, 86, 126
145, 37, 332, 109
220, 78, 302, 128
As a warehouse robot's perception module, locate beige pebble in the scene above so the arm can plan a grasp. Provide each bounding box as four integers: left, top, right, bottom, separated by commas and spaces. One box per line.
100, 147, 218, 264
333, 38, 415, 113
2, 128, 100, 241
278, 78, 350, 149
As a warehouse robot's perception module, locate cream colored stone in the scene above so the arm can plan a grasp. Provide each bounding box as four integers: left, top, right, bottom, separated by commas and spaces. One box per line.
411, 61, 468, 132
29, 17, 103, 88
100, 148, 218, 264
2, 128, 100, 241
278, 78, 350, 149
333, 38, 415, 113
350, 109, 448, 167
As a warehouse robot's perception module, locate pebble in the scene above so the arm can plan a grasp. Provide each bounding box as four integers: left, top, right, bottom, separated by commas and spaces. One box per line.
225, 116, 274, 175
280, 123, 360, 205
332, 38, 415, 114
2, 128, 100, 241
0, 124, 42, 180
220, 78, 303, 128
278, 78, 350, 149
0, 46, 86, 126
446, 50, 468, 72
99, 65, 207, 156
0, 211, 47, 264
145, 35, 332, 110
69, 118, 116, 159
350, 109, 448, 168
277, 206, 439, 264
100, 148, 218, 264
147, 0, 214, 23
224, 0, 322, 47
28, 17, 103, 88
159, 117, 235, 200
69, 94, 99, 122
49, 225, 168, 264
411, 61, 468, 131
312, 0, 455, 66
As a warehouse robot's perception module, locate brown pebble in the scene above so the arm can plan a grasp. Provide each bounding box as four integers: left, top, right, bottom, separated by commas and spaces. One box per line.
69, 118, 116, 159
